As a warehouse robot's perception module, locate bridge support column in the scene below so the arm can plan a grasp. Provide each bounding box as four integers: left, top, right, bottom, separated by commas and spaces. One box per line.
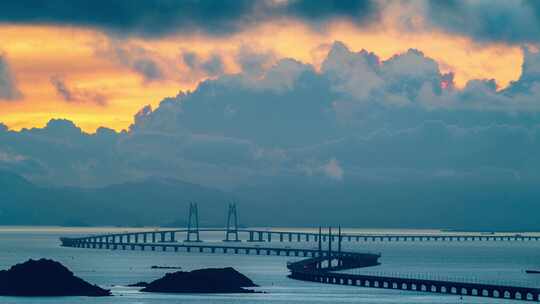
327, 227, 332, 267
267, 232, 272, 242
338, 226, 342, 267
224, 203, 240, 242
318, 227, 322, 257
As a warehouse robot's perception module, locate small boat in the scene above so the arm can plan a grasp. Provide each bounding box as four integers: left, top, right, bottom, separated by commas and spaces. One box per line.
525, 270, 540, 274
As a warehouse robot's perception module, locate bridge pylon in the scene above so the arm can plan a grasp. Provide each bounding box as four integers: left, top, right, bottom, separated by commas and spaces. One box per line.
224, 202, 240, 242
185, 202, 201, 242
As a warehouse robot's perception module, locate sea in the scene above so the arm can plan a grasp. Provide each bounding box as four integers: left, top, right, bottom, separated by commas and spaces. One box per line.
1, 226, 540, 304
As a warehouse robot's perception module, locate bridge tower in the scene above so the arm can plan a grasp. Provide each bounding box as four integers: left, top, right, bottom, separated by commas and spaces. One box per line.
185, 202, 201, 242
224, 203, 240, 242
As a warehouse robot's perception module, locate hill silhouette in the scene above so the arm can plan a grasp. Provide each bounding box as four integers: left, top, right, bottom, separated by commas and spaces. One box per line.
0, 259, 110, 296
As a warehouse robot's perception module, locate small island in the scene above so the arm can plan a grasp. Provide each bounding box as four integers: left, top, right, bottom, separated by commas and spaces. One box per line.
134, 267, 258, 293
0, 259, 111, 297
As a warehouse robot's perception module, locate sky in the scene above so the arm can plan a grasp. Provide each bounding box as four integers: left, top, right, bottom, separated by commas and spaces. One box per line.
2, 0, 540, 198
0, 0, 530, 132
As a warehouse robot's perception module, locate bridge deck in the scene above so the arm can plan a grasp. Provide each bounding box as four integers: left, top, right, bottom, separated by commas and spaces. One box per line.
70, 228, 540, 243
60, 229, 540, 302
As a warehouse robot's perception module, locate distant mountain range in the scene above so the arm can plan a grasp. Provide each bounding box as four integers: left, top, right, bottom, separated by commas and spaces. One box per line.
1, 169, 540, 231
0, 170, 232, 227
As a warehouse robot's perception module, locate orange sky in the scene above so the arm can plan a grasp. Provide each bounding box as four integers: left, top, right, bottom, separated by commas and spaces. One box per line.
0, 18, 524, 133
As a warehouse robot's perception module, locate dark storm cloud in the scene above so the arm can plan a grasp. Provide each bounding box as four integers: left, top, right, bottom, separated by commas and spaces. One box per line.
0, 54, 22, 101
0, 0, 380, 37
426, 0, 540, 43
284, 0, 379, 24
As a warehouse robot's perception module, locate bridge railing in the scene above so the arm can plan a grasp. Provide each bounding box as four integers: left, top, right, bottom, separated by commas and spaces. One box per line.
341, 269, 539, 289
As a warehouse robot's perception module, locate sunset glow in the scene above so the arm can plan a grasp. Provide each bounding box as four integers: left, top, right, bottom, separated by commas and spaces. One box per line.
0, 18, 524, 132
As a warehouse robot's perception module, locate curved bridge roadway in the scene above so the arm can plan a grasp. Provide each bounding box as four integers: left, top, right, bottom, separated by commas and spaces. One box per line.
60, 229, 540, 302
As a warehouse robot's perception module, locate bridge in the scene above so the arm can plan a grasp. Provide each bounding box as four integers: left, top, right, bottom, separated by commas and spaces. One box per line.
59, 203, 540, 302
62, 228, 540, 244
62, 203, 540, 243
288, 257, 540, 302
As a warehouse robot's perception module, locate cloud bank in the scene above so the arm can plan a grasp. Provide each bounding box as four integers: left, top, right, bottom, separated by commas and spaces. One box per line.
2, 41, 540, 191
0, 0, 379, 37
426, 0, 540, 44
1, 0, 539, 48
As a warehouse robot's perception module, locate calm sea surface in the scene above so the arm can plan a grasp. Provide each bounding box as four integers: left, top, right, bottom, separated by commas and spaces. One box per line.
1, 227, 539, 304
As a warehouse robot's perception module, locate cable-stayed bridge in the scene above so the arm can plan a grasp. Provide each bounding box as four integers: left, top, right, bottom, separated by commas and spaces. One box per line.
59, 203, 540, 302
